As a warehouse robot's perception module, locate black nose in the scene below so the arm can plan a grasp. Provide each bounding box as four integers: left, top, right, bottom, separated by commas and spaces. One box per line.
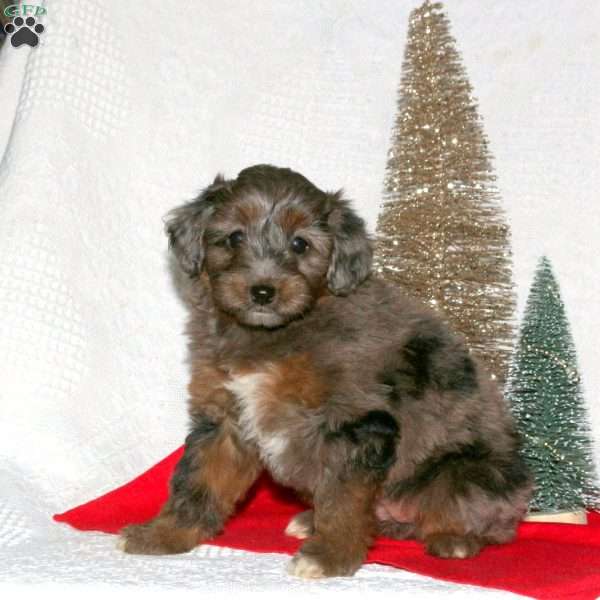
251, 284, 276, 305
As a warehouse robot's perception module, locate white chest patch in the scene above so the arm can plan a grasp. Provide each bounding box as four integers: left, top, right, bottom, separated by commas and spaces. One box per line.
224, 372, 289, 473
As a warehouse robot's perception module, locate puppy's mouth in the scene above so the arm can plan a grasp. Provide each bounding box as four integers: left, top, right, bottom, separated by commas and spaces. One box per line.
210, 273, 313, 329
242, 307, 287, 328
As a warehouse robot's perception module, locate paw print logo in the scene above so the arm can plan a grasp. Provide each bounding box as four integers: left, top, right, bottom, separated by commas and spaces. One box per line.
4, 16, 45, 48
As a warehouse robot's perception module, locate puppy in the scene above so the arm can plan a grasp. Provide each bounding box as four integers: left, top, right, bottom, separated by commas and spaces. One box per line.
120, 165, 532, 578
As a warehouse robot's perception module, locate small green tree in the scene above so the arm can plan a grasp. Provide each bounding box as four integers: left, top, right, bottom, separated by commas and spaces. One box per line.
506, 256, 599, 512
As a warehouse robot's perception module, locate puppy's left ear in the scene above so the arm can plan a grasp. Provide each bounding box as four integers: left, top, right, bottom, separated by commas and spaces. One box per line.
325, 192, 373, 295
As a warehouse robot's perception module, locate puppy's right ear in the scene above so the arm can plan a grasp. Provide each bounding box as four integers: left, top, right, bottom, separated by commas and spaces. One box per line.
164, 175, 230, 277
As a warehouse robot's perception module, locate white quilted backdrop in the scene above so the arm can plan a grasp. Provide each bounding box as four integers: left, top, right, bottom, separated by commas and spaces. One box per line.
0, 0, 598, 597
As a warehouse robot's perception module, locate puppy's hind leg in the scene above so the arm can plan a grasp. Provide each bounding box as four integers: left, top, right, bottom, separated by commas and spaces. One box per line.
388, 442, 531, 559
285, 510, 314, 539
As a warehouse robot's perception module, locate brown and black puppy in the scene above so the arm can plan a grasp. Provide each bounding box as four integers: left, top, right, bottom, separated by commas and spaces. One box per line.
119, 165, 532, 578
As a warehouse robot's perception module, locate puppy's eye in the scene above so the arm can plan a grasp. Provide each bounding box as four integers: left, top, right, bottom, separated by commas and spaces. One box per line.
291, 237, 309, 254
228, 230, 245, 248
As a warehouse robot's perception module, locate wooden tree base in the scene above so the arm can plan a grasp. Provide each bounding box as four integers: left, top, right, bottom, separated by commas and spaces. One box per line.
524, 510, 588, 524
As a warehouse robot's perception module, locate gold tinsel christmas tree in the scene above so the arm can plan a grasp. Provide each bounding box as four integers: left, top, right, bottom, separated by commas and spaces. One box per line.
375, 0, 515, 383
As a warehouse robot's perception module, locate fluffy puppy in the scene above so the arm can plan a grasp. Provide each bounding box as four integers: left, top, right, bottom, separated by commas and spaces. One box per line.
120, 165, 532, 578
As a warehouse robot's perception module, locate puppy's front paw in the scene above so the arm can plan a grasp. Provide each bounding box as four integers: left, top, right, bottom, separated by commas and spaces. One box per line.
119, 521, 199, 555
287, 538, 363, 579
287, 553, 327, 579
425, 533, 482, 559
285, 510, 314, 539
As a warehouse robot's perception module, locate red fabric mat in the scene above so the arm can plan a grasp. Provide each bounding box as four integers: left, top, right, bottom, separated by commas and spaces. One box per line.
54, 447, 600, 600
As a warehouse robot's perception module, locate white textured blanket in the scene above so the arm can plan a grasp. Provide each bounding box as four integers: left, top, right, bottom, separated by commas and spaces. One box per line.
1, 0, 598, 597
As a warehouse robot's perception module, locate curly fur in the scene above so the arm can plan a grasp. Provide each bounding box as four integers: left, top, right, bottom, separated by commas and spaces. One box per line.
120, 165, 533, 577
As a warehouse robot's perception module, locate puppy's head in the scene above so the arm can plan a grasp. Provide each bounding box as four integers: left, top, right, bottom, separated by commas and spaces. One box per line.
165, 165, 372, 328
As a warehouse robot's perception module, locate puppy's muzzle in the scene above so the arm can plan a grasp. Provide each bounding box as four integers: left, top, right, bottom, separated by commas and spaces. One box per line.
251, 284, 276, 306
